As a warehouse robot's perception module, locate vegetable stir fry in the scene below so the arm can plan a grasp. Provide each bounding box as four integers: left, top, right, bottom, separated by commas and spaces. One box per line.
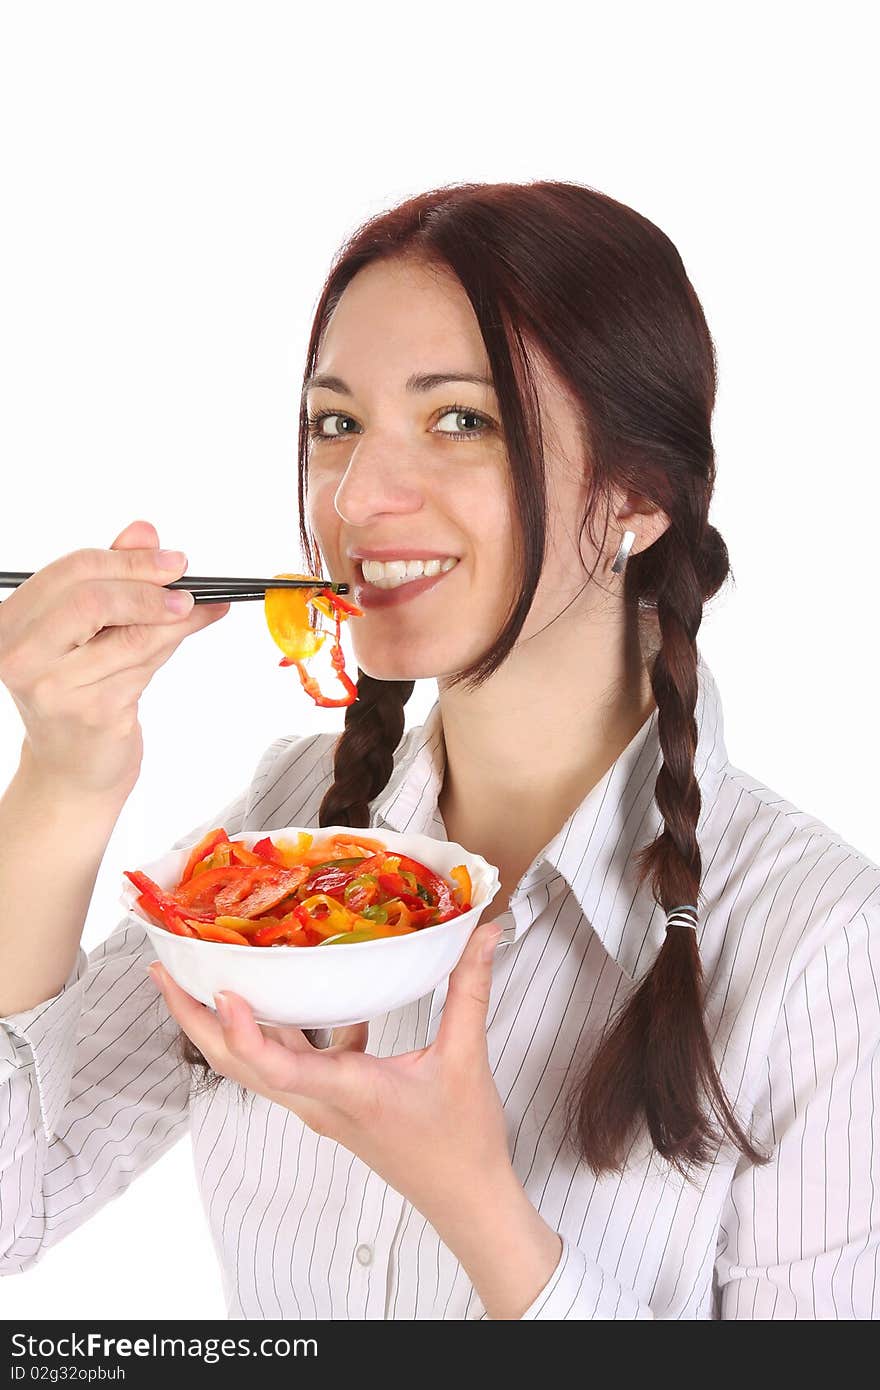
125, 830, 473, 947
264, 575, 363, 708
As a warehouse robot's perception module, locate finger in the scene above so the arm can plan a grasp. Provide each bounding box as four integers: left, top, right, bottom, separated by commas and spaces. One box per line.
149, 961, 229, 1064
4, 534, 190, 653
434, 919, 502, 1058
64, 595, 229, 690
109, 519, 161, 551
9, 571, 192, 681
215, 1002, 319, 1058
208, 985, 363, 1103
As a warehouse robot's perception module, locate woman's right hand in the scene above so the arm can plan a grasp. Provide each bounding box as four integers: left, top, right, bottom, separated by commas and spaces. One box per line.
0, 519, 231, 800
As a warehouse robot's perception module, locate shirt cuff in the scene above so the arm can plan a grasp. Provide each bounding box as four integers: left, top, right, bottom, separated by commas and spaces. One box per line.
0, 947, 89, 1140
518, 1235, 653, 1319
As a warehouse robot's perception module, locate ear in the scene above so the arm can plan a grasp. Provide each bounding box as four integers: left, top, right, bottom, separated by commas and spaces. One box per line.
610, 487, 671, 558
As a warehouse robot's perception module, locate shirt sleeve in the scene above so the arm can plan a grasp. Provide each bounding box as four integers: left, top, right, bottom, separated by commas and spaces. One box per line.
714, 907, 880, 1318
0, 734, 293, 1275
513, 1234, 654, 1318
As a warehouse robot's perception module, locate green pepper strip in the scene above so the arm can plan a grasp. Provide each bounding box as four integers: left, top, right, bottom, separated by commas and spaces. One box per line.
359, 902, 389, 923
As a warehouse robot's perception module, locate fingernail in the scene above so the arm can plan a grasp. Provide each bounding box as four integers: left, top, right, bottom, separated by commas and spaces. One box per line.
165, 589, 194, 613
155, 549, 188, 571
147, 961, 161, 984
214, 991, 231, 1025
480, 926, 503, 962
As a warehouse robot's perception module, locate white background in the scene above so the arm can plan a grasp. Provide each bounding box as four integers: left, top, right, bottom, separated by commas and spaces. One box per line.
1, 0, 876, 1320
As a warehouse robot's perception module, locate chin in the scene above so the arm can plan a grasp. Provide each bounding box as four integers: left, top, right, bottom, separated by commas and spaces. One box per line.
353, 657, 435, 682
352, 640, 474, 685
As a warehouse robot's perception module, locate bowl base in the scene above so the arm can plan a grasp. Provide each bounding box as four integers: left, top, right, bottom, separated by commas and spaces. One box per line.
211, 1005, 371, 1030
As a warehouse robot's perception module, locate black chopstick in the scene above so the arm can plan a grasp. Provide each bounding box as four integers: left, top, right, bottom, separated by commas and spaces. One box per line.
0, 571, 350, 605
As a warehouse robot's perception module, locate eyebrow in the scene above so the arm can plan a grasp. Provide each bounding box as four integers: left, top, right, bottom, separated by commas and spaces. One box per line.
301, 370, 495, 404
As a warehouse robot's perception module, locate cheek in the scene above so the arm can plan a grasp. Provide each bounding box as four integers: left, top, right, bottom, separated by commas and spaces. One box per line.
305, 478, 339, 549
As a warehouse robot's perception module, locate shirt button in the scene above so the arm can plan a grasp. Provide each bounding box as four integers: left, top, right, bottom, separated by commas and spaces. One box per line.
355, 1243, 373, 1266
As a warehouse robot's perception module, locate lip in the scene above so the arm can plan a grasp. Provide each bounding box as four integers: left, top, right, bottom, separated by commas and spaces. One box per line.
354, 561, 459, 610
347, 547, 461, 562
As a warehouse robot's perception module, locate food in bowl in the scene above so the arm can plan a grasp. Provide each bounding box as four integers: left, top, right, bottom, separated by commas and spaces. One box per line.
120, 825, 500, 1028
264, 576, 363, 708
124, 827, 472, 948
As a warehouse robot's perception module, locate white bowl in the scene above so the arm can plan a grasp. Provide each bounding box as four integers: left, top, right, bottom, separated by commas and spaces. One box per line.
119, 824, 501, 1028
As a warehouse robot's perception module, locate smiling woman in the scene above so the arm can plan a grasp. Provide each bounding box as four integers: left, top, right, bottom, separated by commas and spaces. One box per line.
3, 179, 878, 1322
164, 183, 877, 1315
183, 184, 746, 1176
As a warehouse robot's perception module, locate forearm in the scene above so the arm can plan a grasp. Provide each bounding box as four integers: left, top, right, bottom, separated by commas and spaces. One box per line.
428, 1165, 563, 1320
0, 745, 127, 1014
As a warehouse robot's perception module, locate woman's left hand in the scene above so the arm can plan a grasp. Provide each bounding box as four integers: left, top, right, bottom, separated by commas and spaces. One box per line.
148, 918, 512, 1229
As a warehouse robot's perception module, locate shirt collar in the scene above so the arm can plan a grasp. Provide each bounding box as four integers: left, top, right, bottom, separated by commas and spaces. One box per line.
371, 653, 728, 982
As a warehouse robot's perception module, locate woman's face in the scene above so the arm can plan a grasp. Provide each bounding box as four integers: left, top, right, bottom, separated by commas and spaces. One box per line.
304, 254, 604, 682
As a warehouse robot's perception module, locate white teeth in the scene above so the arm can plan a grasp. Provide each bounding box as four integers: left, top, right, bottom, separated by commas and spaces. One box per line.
361, 556, 459, 588
408, 558, 436, 577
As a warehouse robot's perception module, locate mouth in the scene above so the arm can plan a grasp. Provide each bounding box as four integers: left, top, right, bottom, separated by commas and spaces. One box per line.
353, 559, 460, 611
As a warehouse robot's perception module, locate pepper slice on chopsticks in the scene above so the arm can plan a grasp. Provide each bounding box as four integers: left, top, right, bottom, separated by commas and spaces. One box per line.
264, 575, 364, 709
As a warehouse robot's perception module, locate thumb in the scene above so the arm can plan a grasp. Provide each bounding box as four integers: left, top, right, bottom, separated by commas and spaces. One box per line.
435, 919, 503, 1057
110, 518, 162, 552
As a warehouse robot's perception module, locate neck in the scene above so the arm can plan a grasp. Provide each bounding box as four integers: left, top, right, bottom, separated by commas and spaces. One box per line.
436, 599, 658, 863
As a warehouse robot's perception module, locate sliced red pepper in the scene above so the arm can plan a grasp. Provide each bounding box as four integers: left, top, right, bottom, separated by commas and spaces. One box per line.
376, 873, 430, 912
281, 602, 359, 708
172, 865, 256, 912
228, 840, 271, 867
179, 828, 231, 885
251, 915, 312, 947
190, 920, 251, 946
392, 854, 461, 921
305, 864, 364, 899
125, 869, 214, 923
315, 587, 363, 617
250, 835, 287, 866
135, 891, 198, 937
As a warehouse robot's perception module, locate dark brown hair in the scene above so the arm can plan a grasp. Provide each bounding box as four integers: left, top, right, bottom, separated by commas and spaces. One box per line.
180, 179, 767, 1176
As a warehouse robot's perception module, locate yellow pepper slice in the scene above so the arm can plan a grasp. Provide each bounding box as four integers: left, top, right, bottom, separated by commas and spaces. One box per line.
450, 864, 472, 909
264, 578, 327, 663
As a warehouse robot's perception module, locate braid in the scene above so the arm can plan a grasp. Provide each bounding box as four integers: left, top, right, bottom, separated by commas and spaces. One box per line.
567, 530, 765, 1174
318, 671, 415, 829
177, 670, 413, 1078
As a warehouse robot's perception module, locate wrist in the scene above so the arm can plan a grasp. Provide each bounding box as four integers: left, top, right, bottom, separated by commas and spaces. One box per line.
17, 742, 134, 817
428, 1163, 563, 1320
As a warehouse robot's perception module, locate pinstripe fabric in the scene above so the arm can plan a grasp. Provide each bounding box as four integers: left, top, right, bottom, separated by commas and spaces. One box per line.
2, 656, 879, 1318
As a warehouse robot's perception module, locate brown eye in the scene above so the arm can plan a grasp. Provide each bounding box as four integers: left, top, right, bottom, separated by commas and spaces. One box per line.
434, 408, 490, 437
307, 412, 361, 439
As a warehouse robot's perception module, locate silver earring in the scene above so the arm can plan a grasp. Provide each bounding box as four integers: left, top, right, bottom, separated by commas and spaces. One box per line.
610, 529, 636, 574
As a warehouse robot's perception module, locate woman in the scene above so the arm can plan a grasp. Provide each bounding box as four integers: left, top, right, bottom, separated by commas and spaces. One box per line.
1, 180, 877, 1320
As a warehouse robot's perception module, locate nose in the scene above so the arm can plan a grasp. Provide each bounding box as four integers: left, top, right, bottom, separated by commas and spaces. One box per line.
332, 438, 426, 527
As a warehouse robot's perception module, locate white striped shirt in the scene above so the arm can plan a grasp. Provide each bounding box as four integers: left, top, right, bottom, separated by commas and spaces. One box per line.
2, 654, 879, 1318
